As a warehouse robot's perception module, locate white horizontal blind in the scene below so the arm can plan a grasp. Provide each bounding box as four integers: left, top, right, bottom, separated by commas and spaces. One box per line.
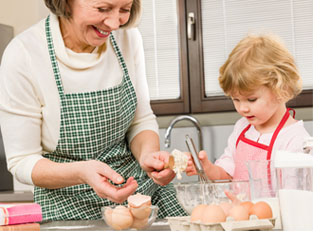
201, 0, 313, 97
138, 0, 181, 100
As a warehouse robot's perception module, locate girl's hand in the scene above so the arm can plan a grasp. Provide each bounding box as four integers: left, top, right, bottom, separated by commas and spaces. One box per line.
185, 150, 214, 177
139, 151, 176, 186
224, 190, 241, 205
79, 160, 138, 203
185, 152, 197, 176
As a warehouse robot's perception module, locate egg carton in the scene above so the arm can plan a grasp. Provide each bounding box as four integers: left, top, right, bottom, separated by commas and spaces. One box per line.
166, 215, 276, 231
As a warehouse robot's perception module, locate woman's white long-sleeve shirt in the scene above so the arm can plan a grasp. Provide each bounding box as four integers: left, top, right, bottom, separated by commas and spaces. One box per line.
0, 14, 159, 185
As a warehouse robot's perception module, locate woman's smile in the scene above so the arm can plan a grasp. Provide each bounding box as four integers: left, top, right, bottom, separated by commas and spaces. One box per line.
92, 25, 111, 38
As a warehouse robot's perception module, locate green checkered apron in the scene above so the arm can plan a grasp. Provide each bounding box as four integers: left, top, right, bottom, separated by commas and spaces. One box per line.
34, 16, 187, 221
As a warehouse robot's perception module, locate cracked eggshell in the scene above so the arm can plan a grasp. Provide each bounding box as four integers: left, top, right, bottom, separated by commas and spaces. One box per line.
128, 193, 152, 219
130, 204, 152, 220
128, 193, 152, 208
131, 217, 149, 230
103, 208, 113, 226
111, 206, 134, 230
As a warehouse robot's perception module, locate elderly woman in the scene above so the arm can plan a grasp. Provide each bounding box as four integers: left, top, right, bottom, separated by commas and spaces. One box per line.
0, 0, 186, 220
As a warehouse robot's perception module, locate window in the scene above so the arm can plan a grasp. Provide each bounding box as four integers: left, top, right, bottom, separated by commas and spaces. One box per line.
138, 0, 313, 116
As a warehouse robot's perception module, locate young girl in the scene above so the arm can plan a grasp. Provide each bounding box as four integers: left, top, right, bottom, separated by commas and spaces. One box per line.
185, 34, 311, 181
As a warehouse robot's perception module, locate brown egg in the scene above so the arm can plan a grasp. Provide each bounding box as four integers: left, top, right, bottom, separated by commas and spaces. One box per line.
128, 193, 152, 219
191, 204, 208, 222
103, 208, 113, 226
250, 201, 273, 219
219, 201, 232, 216
240, 201, 254, 214
111, 206, 134, 230
129, 204, 152, 220
128, 193, 152, 208
228, 205, 250, 221
131, 217, 149, 230
201, 204, 226, 224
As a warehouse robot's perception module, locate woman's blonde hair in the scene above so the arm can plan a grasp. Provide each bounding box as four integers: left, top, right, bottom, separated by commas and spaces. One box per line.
43, 0, 142, 28
219, 34, 302, 102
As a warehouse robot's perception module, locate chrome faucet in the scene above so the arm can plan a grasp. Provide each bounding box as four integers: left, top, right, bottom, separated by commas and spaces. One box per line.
164, 115, 203, 151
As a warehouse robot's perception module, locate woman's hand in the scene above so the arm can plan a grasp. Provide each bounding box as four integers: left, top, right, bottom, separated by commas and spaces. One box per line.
79, 160, 138, 203
140, 151, 176, 186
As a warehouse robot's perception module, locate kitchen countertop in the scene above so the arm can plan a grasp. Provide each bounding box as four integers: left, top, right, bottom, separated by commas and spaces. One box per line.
40, 219, 171, 231
0, 191, 34, 202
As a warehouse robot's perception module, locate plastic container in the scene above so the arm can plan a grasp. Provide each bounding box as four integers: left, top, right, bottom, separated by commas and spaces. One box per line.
274, 151, 313, 231
246, 160, 281, 229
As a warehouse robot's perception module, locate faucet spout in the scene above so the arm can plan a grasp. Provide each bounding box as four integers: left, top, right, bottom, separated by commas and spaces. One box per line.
164, 115, 203, 151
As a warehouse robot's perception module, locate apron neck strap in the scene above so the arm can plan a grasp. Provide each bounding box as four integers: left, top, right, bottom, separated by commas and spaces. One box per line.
266, 108, 291, 160
44, 15, 129, 97
45, 15, 64, 97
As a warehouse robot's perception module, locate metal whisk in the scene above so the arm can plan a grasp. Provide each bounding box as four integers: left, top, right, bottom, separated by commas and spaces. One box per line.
185, 135, 212, 183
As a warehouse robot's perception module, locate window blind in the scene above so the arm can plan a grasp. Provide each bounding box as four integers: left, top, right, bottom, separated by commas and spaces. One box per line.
138, 0, 181, 100
201, 0, 313, 97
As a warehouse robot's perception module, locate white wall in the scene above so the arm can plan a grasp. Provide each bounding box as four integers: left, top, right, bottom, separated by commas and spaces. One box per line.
0, 0, 49, 36
0, 0, 49, 191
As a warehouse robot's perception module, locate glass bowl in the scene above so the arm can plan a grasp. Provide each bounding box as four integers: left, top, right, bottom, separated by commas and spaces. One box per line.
174, 180, 251, 214
101, 205, 159, 230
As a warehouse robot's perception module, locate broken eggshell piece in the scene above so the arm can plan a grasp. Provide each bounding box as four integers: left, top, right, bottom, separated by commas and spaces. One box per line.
164, 149, 188, 180
127, 193, 152, 219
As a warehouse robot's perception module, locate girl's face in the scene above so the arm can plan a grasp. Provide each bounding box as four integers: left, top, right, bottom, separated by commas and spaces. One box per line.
231, 86, 286, 132
61, 0, 133, 52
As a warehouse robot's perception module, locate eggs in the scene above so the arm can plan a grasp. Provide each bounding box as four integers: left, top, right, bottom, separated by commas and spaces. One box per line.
131, 216, 149, 230
250, 201, 273, 219
201, 205, 226, 224
219, 201, 232, 216
103, 208, 113, 226
128, 193, 152, 219
189, 199, 273, 225
191, 204, 207, 222
228, 205, 249, 221
109, 206, 134, 230
240, 201, 254, 213
128, 193, 151, 208
104, 193, 153, 230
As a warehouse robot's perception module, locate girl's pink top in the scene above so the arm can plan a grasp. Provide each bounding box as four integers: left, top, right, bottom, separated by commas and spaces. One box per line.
214, 117, 311, 177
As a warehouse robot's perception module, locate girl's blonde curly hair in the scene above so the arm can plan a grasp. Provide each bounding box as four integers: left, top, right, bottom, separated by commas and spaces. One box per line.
219, 34, 302, 102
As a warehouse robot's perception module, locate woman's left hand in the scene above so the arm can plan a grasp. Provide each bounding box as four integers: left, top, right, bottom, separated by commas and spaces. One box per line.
140, 151, 176, 186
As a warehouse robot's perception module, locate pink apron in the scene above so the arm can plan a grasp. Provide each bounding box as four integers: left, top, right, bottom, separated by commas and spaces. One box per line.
233, 108, 295, 187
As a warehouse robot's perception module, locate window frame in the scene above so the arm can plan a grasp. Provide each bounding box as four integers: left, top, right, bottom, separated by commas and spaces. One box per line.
150, 0, 313, 115
149, 0, 190, 115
